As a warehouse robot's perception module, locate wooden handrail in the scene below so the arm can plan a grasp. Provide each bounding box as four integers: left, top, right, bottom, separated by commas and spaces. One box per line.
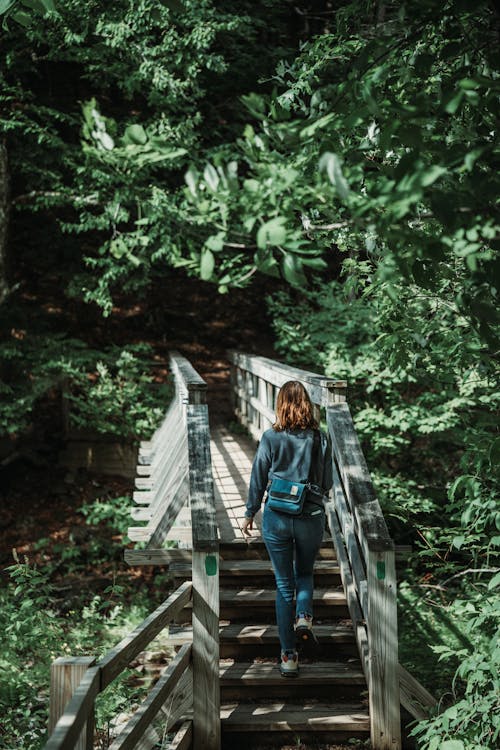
327, 403, 393, 555
45, 583, 193, 750
99, 580, 192, 689
327, 402, 400, 749
229, 349, 346, 406
107, 644, 192, 750
168, 351, 220, 750
45, 667, 100, 750
170, 350, 207, 404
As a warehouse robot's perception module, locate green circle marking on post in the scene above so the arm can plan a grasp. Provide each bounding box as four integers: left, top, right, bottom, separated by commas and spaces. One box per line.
205, 554, 217, 576
377, 561, 386, 580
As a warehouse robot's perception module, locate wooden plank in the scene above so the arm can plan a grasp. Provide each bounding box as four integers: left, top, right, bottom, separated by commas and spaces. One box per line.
158, 665, 193, 730
45, 666, 100, 750
170, 559, 340, 576
220, 701, 369, 732
327, 404, 393, 554
125, 549, 194, 566
99, 582, 192, 689
219, 587, 346, 605
167, 721, 192, 750
331, 461, 368, 617
133, 436, 187, 504
170, 352, 207, 405
228, 350, 347, 406
219, 660, 365, 685
398, 664, 437, 720
366, 546, 401, 749
169, 622, 355, 646
147, 471, 190, 547
107, 644, 192, 750
49, 657, 95, 750
324, 501, 369, 680
233, 387, 275, 426
192, 549, 220, 750
186, 403, 218, 551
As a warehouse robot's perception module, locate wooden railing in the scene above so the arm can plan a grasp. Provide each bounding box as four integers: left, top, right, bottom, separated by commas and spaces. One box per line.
46, 352, 220, 750
45, 582, 193, 750
229, 351, 437, 750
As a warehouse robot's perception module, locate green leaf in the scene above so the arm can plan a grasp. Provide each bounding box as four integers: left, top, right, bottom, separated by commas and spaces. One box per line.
256, 217, 287, 249
282, 254, 307, 286
205, 232, 225, 253
123, 124, 148, 146
0, 0, 16, 13
300, 113, 335, 139
12, 9, 31, 25
452, 535, 465, 550
319, 152, 350, 201
443, 90, 464, 114
440, 740, 465, 750
200, 249, 215, 280
185, 167, 198, 197
420, 165, 447, 187
243, 179, 259, 193
487, 571, 500, 590
203, 163, 219, 192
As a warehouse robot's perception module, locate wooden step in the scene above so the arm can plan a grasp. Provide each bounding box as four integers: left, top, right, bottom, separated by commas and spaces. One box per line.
221, 700, 370, 734
169, 559, 341, 587
219, 587, 349, 620
220, 659, 366, 700
219, 539, 336, 560
168, 622, 358, 658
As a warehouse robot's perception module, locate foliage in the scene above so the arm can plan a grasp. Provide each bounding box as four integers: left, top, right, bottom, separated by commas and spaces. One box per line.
0, 483, 175, 750
0, 333, 170, 439
268, 278, 499, 744
410, 580, 500, 750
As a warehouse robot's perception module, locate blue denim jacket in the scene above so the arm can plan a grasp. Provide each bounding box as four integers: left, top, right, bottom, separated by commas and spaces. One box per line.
245, 428, 333, 518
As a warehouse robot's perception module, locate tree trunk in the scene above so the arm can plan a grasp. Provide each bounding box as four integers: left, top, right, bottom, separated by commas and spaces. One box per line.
0, 142, 10, 304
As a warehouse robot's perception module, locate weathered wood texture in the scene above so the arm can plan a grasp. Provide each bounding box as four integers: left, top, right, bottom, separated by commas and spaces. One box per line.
107, 645, 192, 750
192, 550, 220, 750
327, 403, 393, 555
99, 581, 192, 689
366, 547, 400, 749
170, 350, 207, 404
398, 665, 437, 720
187, 403, 218, 550
228, 350, 347, 444
168, 721, 193, 750
326, 403, 401, 749
44, 584, 193, 750
46, 665, 100, 750
228, 350, 346, 406
49, 657, 96, 750
59, 440, 138, 478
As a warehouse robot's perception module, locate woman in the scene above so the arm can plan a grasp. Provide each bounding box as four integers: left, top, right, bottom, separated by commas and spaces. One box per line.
242, 380, 333, 677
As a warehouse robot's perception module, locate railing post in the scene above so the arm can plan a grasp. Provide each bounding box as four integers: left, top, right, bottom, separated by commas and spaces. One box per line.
49, 657, 95, 750
367, 546, 401, 749
192, 548, 220, 750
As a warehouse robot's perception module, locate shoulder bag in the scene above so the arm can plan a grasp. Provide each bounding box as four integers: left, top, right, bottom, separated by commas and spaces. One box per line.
266, 430, 323, 516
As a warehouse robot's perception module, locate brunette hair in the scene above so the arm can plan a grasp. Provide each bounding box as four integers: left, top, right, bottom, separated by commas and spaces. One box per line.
273, 380, 319, 431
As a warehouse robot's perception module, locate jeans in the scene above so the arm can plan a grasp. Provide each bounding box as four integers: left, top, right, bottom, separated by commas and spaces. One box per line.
262, 503, 325, 652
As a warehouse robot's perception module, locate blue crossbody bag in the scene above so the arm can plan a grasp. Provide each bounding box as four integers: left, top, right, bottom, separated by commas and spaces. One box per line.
266, 431, 323, 516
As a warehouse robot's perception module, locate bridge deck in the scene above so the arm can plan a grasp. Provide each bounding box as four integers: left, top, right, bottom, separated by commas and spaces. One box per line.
210, 425, 262, 543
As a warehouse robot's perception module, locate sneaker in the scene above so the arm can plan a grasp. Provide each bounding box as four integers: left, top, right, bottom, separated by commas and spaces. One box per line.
279, 650, 299, 678
295, 615, 320, 658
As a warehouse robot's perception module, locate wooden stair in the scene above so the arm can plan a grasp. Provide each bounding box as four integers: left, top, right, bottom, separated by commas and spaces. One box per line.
171, 539, 370, 747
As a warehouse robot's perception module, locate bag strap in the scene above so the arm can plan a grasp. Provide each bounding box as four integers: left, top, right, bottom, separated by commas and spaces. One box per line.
307, 429, 321, 486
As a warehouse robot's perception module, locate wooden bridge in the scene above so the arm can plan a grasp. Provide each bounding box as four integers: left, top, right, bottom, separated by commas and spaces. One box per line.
45, 351, 436, 750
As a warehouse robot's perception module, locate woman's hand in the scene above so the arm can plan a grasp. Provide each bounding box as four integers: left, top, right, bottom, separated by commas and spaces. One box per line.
242, 516, 254, 537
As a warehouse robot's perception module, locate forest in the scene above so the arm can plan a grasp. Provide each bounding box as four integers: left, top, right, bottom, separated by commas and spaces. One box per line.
0, 0, 498, 748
